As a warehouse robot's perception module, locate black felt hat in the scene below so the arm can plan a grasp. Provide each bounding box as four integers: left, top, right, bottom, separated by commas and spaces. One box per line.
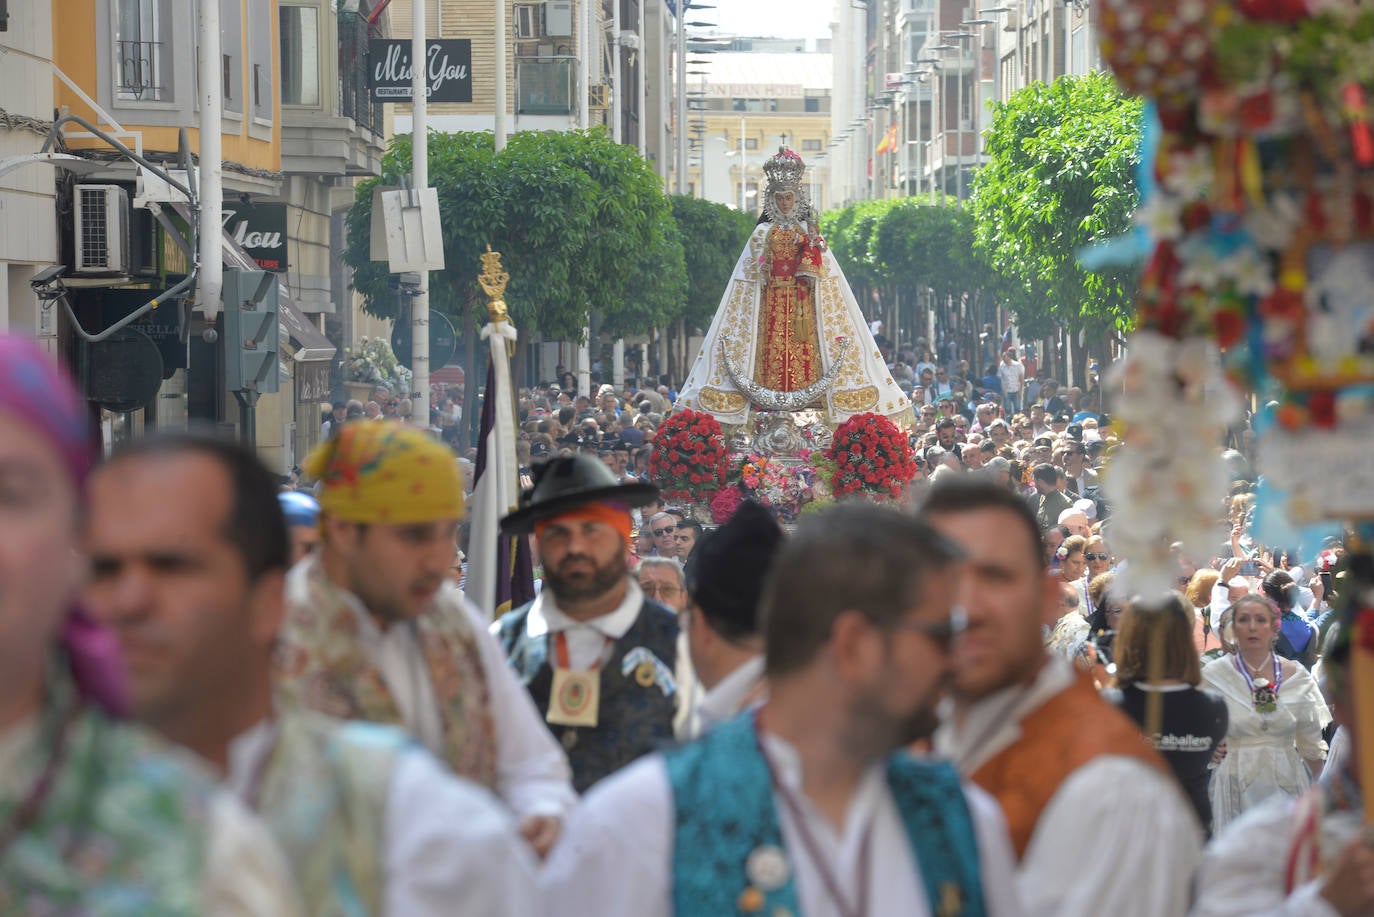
500, 453, 658, 535
684, 500, 784, 638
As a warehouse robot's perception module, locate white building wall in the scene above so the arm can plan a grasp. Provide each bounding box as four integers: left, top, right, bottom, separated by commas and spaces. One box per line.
0, 0, 59, 334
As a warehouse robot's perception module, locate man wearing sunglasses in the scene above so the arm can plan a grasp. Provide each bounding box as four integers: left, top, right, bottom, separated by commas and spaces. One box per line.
923, 479, 1200, 917
648, 511, 683, 559
543, 503, 1020, 916
1061, 443, 1099, 501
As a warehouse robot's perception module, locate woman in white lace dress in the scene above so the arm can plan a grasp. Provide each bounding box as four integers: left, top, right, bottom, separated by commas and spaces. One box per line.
1201, 594, 1331, 831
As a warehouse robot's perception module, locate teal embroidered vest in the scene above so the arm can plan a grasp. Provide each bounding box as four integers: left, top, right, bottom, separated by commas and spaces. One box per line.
253, 710, 407, 917
0, 705, 211, 915
664, 714, 987, 917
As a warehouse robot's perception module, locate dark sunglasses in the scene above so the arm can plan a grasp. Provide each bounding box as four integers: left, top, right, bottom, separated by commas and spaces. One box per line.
652, 525, 676, 536
892, 606, 968, 649
1084, 552, 1110, 562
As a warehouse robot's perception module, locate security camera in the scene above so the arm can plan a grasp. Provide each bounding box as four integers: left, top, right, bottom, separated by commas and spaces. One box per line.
32, 265, 68, 287
396, 272, 423, 297
31, 265, 69, 301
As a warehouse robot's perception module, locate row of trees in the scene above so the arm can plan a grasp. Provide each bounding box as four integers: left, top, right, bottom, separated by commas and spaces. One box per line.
823, 72, 1144, 382
342, 129, 754, 385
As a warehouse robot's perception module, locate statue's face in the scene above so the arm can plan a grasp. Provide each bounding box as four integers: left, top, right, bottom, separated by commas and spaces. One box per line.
773, 190, 797, 217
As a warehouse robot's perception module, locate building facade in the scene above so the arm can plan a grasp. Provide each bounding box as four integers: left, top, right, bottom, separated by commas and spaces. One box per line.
832, 0, 1100, 207
23, 0, 393, 472
678, 44, 833, 212
0, 0, 59, 342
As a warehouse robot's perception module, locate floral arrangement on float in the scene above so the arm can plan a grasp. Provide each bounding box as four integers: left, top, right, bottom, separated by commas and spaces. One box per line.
344, 336, 413, 393
648, 409, 729, 505
710, 452, 815, 523
823, 412, 918, 502
1089, 0, 1374, 595
1096, 0, 1374, 834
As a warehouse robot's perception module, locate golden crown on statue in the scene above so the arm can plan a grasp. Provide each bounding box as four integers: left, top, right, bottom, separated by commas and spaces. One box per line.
762, 148, 806, 190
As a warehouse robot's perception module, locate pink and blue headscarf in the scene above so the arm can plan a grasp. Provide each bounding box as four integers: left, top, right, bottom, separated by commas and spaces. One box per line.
0, 333, 126, 715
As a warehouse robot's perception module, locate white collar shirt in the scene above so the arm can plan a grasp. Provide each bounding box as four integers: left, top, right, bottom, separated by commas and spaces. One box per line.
526, 579, 645, 670
695, 655, 766, 734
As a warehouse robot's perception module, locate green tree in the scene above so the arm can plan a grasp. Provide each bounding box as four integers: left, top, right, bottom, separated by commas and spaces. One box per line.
820, 198, 896, 295
669, 195, 756, 332
870, 200, 982, 306
969, 72, 1143, 343
343, 128, 686, 343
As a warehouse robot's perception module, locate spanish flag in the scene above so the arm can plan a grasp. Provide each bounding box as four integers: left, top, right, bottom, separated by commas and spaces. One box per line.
875, 124, 898, 155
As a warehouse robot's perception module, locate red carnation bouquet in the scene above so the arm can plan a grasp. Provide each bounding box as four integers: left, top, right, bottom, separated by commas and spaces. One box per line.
826, 412, 917, 502
649, 409, 728, 503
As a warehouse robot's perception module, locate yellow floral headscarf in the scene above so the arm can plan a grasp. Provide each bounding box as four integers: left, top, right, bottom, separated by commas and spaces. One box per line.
304, 421, 464, 524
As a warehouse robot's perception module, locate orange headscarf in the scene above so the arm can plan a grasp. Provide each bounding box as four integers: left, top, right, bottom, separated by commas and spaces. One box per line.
533, 502, 633, 545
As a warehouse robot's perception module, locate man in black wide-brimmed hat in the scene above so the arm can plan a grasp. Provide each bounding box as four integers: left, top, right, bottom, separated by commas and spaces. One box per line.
495, 453, 681, 792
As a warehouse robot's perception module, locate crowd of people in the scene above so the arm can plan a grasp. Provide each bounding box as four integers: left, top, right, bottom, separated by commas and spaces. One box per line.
6, 325, 1373, 917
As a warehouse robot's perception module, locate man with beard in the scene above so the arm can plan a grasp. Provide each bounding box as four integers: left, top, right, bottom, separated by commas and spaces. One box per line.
936, 417, 960, 451
540, 503, 1021, 916
496, 454, 678, 792
922, 479, 1199, 917
274, 422, 575, 858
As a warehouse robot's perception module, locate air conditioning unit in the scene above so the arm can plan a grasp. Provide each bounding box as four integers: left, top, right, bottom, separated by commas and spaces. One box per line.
74, 184, 131, 274
514, 4, 539, 39
546, 0, 572, 36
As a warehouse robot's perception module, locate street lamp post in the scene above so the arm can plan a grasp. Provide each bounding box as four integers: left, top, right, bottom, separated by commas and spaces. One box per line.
976, 8, 1013, 101
915, 57, 942, 202
945, 32, 974, 200
962, 19, 996, 185
739, 115, 747, 212
928, 44, 956, 198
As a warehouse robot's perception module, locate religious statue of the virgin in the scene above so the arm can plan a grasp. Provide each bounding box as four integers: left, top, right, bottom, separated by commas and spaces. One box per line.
675, 148, 912, 430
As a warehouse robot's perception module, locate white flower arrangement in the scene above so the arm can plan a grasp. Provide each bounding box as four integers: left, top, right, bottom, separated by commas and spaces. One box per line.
343, 336, 414, 393
1102, 332, 1242, 598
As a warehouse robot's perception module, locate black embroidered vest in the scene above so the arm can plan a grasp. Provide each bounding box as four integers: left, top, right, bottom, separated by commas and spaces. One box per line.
497, 598, 679, 793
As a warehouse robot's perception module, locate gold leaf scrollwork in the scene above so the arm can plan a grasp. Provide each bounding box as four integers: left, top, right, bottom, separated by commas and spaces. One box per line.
831, 386, 880, 412
478, 245, 511, 324
698, 388, 749, 414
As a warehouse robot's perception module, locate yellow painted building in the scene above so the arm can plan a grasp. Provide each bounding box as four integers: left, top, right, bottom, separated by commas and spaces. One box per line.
41, 0, 393, 473
54, 0, 282, 187
680, 49, 834, 212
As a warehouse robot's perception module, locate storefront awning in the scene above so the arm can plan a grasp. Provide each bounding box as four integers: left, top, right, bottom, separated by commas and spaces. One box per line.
278, 300, 336, 363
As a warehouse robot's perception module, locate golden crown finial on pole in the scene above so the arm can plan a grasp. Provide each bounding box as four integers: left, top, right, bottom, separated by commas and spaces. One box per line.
478, 245, 511, 324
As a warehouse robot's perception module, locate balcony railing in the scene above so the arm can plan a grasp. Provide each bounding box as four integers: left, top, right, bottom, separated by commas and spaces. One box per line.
517, 57, 575, 116
116, 39, 162, 100
340, 15, 384, 136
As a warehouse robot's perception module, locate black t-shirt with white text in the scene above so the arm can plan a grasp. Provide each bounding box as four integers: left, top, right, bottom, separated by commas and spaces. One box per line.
1114, 683, 1228, 833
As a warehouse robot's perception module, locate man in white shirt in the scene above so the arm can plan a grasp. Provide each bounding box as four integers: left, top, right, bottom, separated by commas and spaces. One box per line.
83, 432, 539, 914
922, 478, 1202, 917
678, 499, 781, 738
998, 349, 1026, 414
496, 454, 680, 792
541, 503, 1023, 917
272, 421, 575, 857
